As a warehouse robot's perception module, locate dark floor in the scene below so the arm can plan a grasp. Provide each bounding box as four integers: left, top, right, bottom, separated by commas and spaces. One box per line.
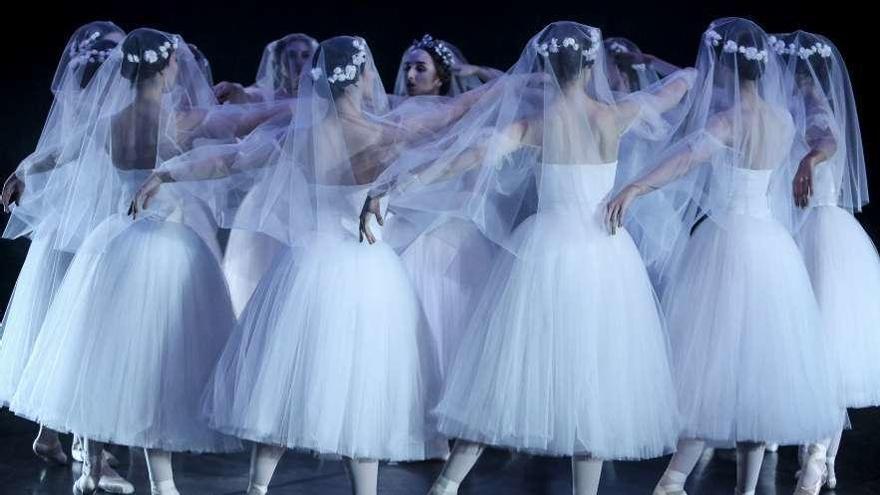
2, 409, 880, 494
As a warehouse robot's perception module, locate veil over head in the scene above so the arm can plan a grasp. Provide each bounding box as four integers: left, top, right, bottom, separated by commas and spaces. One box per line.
28, 28, 245, 253
4, 21, 126, 240
378, 21, 695, 257
393, 34, 482, 98
773, 30, 867, 219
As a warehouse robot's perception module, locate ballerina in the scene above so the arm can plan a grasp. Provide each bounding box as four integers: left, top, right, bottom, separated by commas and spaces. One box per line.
362, 21, 695, 495
772, 30, 879, 493
138, 35, 497, 495
8, 28, 286, 495
605, 18, 845, 495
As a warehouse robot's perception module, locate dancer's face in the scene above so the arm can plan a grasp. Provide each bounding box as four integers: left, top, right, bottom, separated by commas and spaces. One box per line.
404, 48, 442, 96
286, 41, 314, 78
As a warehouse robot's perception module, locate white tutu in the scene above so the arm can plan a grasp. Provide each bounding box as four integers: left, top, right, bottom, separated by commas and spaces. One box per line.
664, 170, 843, 446
204, 197, 448, 461
400, 218, 495, 376
435, 163, 680, 460
9, 194, 240, 452
797, 203, 880, 408
0, 232, 73, 406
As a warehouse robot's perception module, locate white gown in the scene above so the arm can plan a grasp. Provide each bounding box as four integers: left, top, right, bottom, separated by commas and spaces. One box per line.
203, 191, 449, 461
9, 170, 240, 453
665, 166, 843, 446
796, 162, 880, 408
434, 162, 680, 460
0, 230, 73, 406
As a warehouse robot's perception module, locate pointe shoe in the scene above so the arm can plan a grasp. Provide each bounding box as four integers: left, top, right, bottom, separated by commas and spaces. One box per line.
151, 479, 181, 495
73, 474, 98, 495
247, 485, 269, 495
765, 443, 779, 453
794, 445, 827, 495
33, 438, 68, 465
428, 476, 461, 495
826, 458, 837, 489
653, 485, 687, 495
99, 464, 135, 494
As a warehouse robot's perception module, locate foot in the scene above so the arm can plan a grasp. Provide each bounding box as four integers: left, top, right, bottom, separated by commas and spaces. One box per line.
653, 485, 687, 495
99, 463, 134, 494
765, 443, 779, 453
72, 474, 98, 495
33, 437, 68, 465
247, 484, 268, 495
151, 479, 181, 495
428, 476, 460, 495
653, 469, 688, 495
794, 444, 827, 495
826, 457, 837, 489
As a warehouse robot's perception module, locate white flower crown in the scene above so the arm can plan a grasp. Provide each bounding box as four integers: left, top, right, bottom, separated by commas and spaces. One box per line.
797, 42, 833, 61
534, 28, 601, 61
412, 34, 456, 70
125, 36, 179, 65
310, 38, 369, 85
608, 41, 630, 54
705, 30, 768, 62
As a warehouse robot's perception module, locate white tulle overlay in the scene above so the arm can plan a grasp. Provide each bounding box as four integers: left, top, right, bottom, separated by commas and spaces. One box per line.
665, 167, 843, 446
9, 172, 240, 453
204, 193, 448, 461
0, 231, 73, 406
400, 218, 496, 376
434, 163, 680, 460
796, 165, 880, 408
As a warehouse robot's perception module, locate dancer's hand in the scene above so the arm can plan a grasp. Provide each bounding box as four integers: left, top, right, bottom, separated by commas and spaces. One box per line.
214, 81, 247, 104
453, 63, 480, 78
793, 155, 815, 209
359, 195, 384, 244
1, 174, 24, 213
129, 171, 169, 219
605, 184, 645, 235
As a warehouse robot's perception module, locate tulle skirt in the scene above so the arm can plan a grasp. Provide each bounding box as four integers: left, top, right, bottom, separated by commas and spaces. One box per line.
797, 206, 880, 408
9, 215, 240, 453
665, 214, 844, 446
434, 211, 680, 459
204, 232, 448, 461
0, 231, 73, 406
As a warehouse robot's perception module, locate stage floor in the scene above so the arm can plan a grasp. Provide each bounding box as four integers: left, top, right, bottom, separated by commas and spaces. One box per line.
2, 409, 879, 494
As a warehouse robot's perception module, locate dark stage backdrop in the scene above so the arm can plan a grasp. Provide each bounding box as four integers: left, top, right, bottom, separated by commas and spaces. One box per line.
1, 0, 874, 307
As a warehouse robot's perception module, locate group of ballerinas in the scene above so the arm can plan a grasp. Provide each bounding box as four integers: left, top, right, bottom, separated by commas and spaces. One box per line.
0, 15, 875, 495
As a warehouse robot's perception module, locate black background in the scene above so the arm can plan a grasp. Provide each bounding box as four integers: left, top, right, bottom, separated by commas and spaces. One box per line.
1, 0, 874, 306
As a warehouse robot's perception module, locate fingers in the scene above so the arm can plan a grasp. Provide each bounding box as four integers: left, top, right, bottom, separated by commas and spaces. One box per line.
604, 202, 615, 234
375, 209, 384, 227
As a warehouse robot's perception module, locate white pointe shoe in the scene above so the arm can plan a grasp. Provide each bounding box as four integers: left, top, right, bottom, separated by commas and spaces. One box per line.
734, 490, 755, 495
794, 445, 828, 495
427, 476, 460, 495
765, 443, 779, 453
653, 485, 687, 495
99, 464, 135, 494
247, 483, 269, 495
825, 458, 837, 489
151, 479, 181, 495
33, 437, 68, 465
73, 474, 98, 495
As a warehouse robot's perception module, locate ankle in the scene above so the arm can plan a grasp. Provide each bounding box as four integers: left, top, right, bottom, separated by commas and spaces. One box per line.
151, 479, 179, 495
247, 482, 269, 495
